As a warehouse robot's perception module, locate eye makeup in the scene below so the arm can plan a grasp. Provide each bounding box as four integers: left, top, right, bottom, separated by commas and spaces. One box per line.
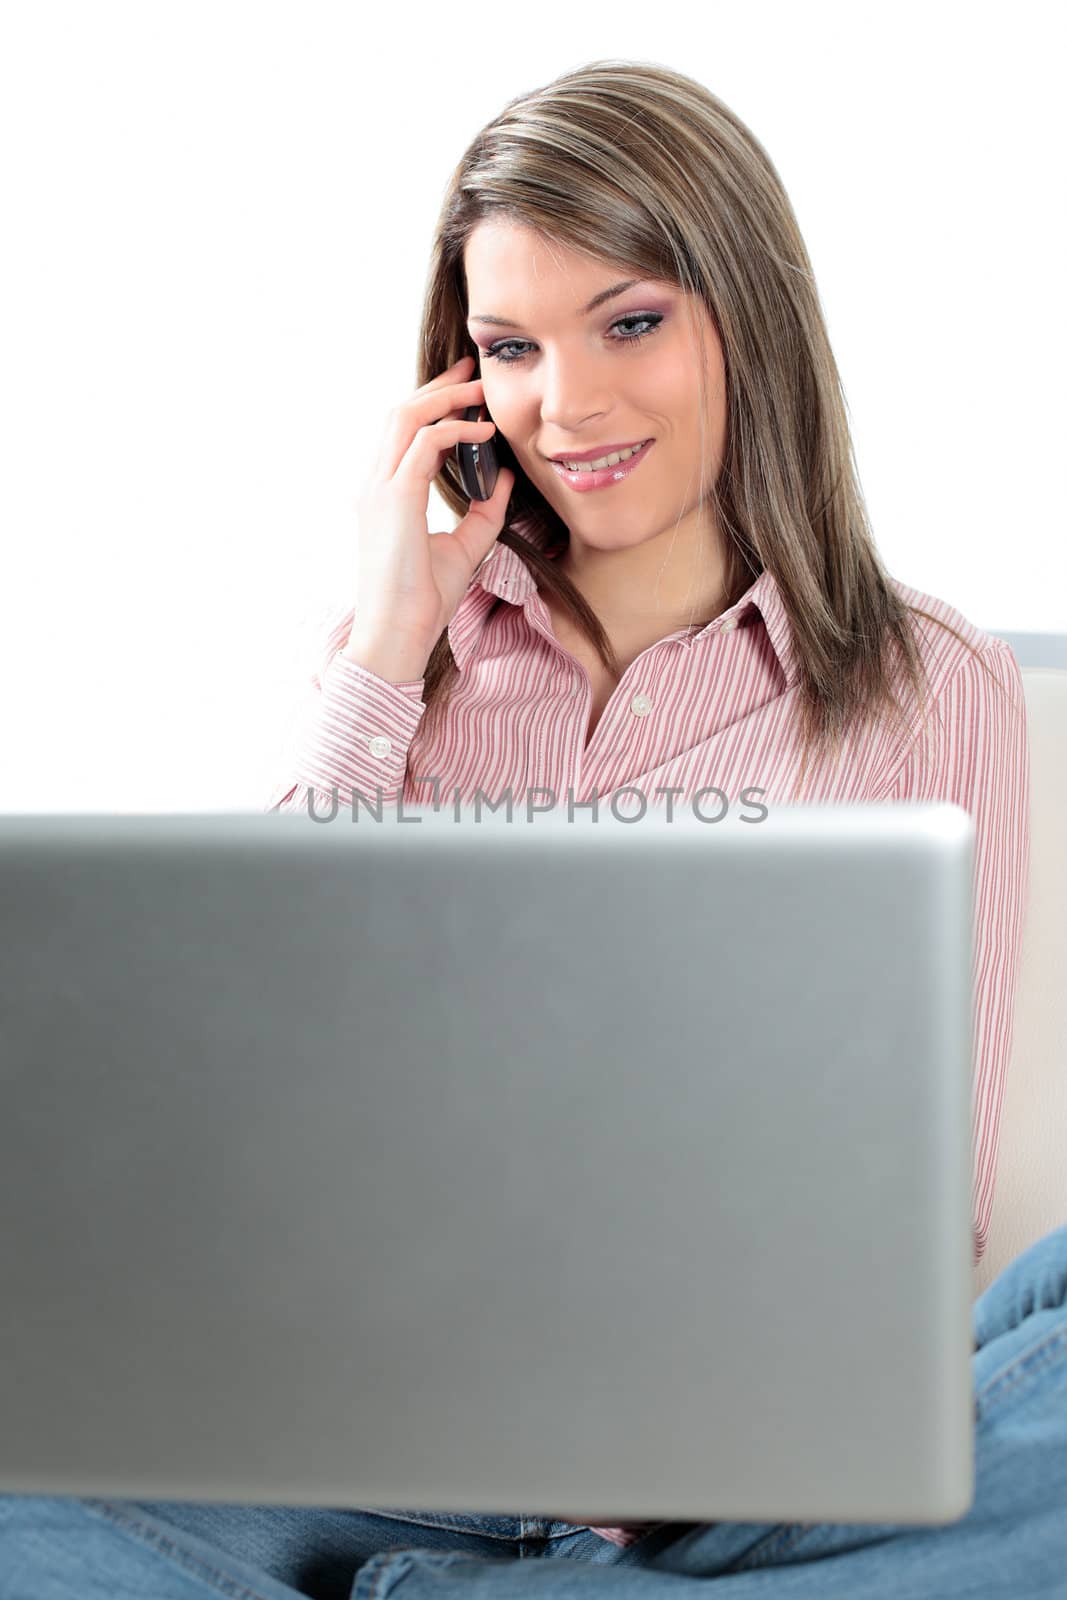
472, 309, 668, 366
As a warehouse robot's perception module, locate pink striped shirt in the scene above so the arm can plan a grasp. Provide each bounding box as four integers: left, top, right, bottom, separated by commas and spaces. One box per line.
266, 528, 1030, 1549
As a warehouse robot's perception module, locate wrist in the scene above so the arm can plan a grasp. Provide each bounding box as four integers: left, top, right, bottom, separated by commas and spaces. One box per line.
340, 631, 431, 684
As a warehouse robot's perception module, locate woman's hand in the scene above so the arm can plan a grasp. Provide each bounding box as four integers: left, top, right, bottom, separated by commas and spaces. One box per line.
345, 354, 515, 676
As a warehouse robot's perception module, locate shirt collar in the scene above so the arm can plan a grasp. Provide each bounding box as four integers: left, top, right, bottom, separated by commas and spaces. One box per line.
447, 521, 798, 690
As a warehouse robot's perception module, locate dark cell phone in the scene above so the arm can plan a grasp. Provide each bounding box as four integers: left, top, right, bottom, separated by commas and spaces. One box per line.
455, 403, 499, 502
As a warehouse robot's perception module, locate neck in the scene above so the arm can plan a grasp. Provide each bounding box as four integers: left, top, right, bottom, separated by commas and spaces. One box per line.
555, 549, 729, 634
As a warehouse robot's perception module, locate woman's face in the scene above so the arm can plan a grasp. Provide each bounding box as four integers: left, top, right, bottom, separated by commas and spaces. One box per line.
463, 221, 728, 559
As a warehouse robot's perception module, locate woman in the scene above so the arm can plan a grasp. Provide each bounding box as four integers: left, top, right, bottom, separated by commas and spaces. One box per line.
5, 56, 1063, 1600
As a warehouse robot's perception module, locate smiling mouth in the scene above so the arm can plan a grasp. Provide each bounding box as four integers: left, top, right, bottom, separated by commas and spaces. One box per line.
548, 437, 656, 491
548, 439, 653, 471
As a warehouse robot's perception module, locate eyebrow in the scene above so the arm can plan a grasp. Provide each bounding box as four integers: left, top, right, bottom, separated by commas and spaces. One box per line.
467, 279, 645, 329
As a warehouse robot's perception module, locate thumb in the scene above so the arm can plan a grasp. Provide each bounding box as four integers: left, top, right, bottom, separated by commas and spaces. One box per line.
461, 466, 516, 565
483, 464, 514, 525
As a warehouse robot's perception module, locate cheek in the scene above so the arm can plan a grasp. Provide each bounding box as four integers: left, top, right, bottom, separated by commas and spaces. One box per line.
647, 350, 701, 407
480, 396, 524, 441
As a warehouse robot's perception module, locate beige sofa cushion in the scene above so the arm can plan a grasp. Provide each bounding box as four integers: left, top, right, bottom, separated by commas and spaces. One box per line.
974, 669, 1067, 1296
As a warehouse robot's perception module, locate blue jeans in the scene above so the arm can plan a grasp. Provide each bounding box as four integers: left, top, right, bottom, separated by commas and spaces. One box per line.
2, 1222, 1065, 1599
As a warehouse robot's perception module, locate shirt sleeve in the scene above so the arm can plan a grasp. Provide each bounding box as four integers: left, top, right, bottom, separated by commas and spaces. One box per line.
885, 638, 1031, 1266
265, 604, 428, 816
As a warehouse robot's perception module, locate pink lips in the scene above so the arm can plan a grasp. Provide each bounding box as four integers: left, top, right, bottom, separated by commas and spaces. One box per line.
549, 438, 655, 493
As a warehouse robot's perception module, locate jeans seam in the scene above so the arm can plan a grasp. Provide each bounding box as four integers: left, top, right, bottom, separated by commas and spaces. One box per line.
360, 1550, 456, 1599
976, 1324, 1067, 1416
360, 1509, 522, 1540
726, 1520, 811, 1571
82, 1499, 283, 1600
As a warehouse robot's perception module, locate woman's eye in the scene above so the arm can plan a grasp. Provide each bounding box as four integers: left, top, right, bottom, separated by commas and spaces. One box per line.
484, 313, 664, 365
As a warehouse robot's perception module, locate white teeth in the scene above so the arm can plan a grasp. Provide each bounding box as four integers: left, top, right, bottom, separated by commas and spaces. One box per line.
559, 441, 647, 472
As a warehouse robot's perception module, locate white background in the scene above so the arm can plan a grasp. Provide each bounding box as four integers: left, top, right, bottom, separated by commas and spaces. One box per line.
1, 0, 1062, 812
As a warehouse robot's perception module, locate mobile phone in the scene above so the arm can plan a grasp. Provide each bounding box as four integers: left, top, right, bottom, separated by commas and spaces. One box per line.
455, 402, 499, 502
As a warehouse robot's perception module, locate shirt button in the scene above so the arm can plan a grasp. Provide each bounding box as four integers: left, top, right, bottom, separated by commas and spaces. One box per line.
721, 618, 737, 632
367, 735, 393, 758
630, 693, 653, 717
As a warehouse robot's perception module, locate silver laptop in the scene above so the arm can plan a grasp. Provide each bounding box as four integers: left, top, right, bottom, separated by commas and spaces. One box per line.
0, 801, 977, 1525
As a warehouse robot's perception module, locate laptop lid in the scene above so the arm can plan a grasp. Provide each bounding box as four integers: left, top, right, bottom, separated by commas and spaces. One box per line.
0, 802, 976, 1524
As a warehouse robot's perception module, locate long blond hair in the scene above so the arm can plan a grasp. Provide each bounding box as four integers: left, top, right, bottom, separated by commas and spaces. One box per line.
410, 57, 1012, 799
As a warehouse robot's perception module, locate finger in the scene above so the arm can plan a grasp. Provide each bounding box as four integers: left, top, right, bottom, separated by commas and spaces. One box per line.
450, 467, 515, 570
373, 380, 485, 483
410, 356, 475, 405
417, 416, 497, 482
419, 354, 474, 391
364, 357, 473, 481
